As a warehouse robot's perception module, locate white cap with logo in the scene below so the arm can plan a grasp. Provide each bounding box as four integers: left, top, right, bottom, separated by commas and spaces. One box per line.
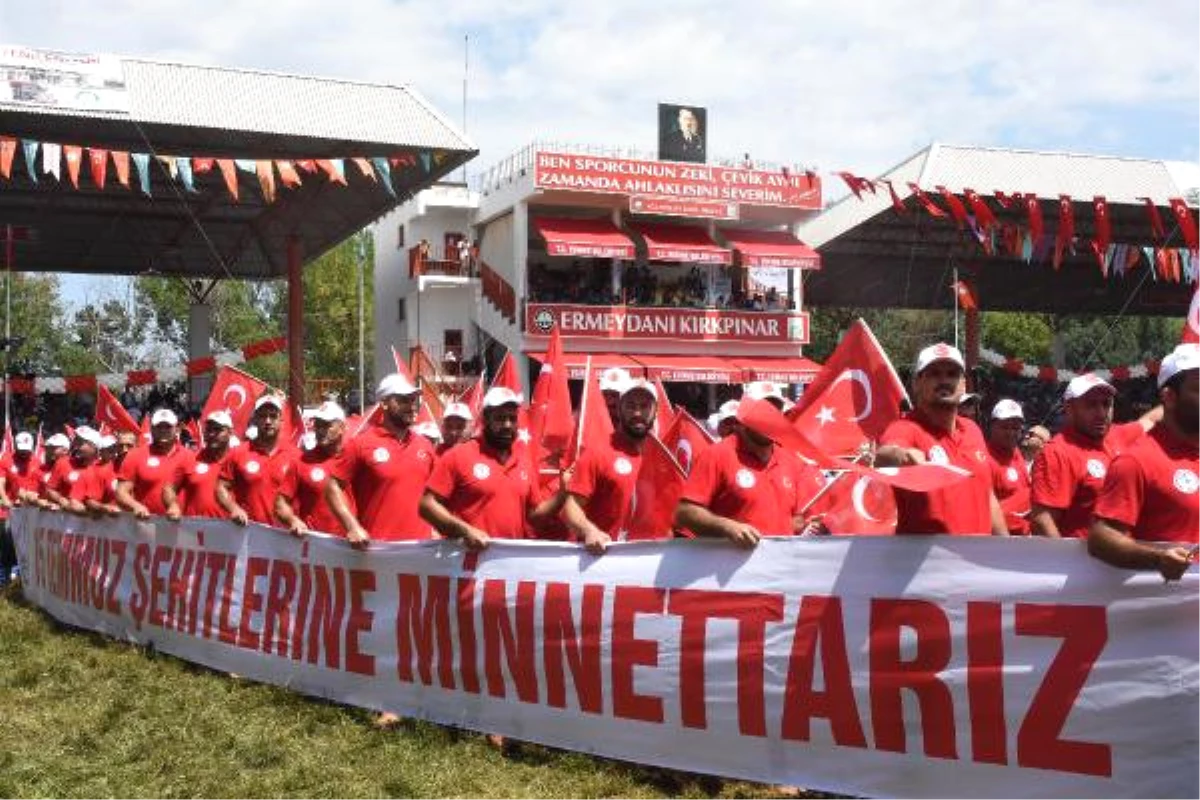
46, 433, 71, 449
376, 373, 420, 399
150, 408, 178, 426
991, 399, 1024, 420
1063, 373, 1115, 401
599, 367, 632, 393
253, 393, 285, 411
743, 380, 785, 402
620, 377, 657, 398
415, 421, 443, 441
482, 387, 522, 410
716, 399, 740, 422
205, 409, 234, 429
14, 432, 33, 452
309, 400, 346, 422
98, 435, 117, 449
914, 342, 966, 374
442, 402, 473, 422
1158, 343, 1200, 388
74, 425, 103, 447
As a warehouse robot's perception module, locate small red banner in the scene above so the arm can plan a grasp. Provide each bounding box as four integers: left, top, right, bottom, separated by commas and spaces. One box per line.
630, 195, 739, 219
527, 303, 809, 344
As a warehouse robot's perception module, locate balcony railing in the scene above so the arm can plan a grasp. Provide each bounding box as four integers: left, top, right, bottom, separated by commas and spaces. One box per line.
408, 244, 479, 278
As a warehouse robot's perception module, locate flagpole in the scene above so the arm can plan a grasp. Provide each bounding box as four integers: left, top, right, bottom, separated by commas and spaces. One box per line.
4, 224, 11, 434
798, 451, 869, 517
575, 356, 592, 463
952, 266, 960, 350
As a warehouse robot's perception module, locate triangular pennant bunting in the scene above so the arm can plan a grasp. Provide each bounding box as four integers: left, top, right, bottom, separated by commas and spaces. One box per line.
63, 144, 82, 188
371, 157, 396, 197
88, 148, 108, 189
111, 151, 130, 188
132, 152, 151, 195
42, 142, 62, 180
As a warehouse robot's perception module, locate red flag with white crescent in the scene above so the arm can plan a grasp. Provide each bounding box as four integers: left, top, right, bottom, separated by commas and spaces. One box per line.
1184, 288, 1200, 345
95, 384, 141, 435
569, 357, 614, 464
1168, 198, 1199, 252
203, 366, 269, 436
659, 411, 714, 477
788, 319, 909, 456
630, 435, 686, 540
1024, 193, 1044, 245
1054, 194, 1075, 270
651, 376, 675, 438
820, 472, 897, 535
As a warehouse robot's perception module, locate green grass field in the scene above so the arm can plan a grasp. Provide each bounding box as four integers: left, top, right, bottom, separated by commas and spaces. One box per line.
0, 586, 836, 799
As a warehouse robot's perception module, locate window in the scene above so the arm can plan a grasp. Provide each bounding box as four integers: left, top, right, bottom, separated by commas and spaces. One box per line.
398, 298, 407, 323
397, 224, 405, 249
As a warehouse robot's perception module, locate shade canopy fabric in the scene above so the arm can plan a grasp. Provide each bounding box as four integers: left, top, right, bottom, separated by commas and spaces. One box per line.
532, 216, 637, 260
627, 222, 732, 265
719, 228, 822, 269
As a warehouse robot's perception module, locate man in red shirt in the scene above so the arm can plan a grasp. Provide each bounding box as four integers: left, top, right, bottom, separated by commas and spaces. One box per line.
599, 367, 631, 426
36, 433, 71, 506
1089, 345, 1199, 579
1030, 373, 1151, 538
420, 387, 566, 549
675, 397, 828, 547
564, 377, 659, 553
0, 432, 22, 586
438, 402, 473, 455
276, 401, 350, 536
82, 434, 124, 517
45, 426, 104, 514
6, 432, 42, 505
986, 399, 1031, 535
219, 394, 293, 526
165, 410, 234, 520
116, 410, 190, 519
327, 373, 436, 546
876, 343, 1006, 535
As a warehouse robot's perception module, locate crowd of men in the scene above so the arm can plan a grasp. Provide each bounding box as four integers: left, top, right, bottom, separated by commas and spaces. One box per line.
0, 340, 1194, 592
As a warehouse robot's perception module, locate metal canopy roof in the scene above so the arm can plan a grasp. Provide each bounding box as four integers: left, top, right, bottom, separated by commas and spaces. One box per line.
0, 56, 477, 278
797, 144, 1199, 316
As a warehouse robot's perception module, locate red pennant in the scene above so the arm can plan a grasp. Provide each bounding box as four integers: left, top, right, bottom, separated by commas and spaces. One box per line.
1093, 196, 1111, 255
1155, 247, 1170, 281
952, 279, 978, 311
963, 188, 998, 229
1053, 194, 1075, 270
651, 376, 675, 437
192, 158, 215, 174
87, 148, 108, 189
1088, 240, 1106, 276
0, 136, 15, 179
63, 145, 83, 188
490, 350, 523, 396
295, 159, 317, 173
992, 190, 1015, 209
217, 159, 239, 201
352, 157, 376, 181
906, 183, 947, 218
880, 179, 907, 214
1023, 193, 1044, 245
95, 384, 141, 434
458, 373, 486, 421
111, 151, 130, 188
569, 358, 614, 463
935, 186, 969, 229
1139, 197, 1166, 241
255, 161, 276, 203
1168, 198, 1198, 252
836, 172, 872, 200
275, 160, 302, 188
317, 160, 348, 186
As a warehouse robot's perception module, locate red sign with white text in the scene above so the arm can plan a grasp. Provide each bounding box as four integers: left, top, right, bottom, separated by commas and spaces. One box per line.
527, 303, 809, 344
537, 151, 821, 210
630, 195, 740, 220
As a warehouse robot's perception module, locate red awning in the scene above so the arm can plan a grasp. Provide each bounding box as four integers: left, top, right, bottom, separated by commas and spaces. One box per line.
635, 355, 745, 384
531, 352, 647, 381
732, 356, 822, 384
627, 222, 732, 265
533, 216, 636, 260
719, 228, 822, 269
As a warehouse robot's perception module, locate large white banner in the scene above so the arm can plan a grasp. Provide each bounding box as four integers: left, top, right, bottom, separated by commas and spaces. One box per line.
11, 508, 1198, 799
0, 45, 129, 113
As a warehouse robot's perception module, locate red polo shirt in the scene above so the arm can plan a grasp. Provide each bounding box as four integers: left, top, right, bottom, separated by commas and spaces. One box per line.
90, 461, 118, 506
568, 432, 645, 540
880, 412, 993, 535
329, 425, 435, 541
118, 444, 190, 515
6, 456, 41, 504
988, 444, 1031, 535
1093, 424, 1199, 544
279, 448, 349, 536
426, 438, 537, 540
172, 449, 228, 519
49, 456, 99, 503
220, 441, 294, 526
1031, 422, 1144, 538
680, 435, 817, 536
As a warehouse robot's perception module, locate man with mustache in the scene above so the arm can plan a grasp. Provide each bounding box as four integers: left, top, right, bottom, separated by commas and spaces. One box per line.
164, 410, 234, 520
419, 387, 566, 550
116, 410, 190, 519
218, 394, 294, 526
563, 377, 659, 553
875, 343, 1006, 535
275, 401, 350, 536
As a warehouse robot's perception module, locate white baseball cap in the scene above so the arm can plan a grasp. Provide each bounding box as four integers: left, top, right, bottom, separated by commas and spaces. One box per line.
74, 425, 102, 446
46, 433, 71, 449
705, 413, 720, 434
482, 386, 522, 410
309, 400, 346, 422
442, 402, 473, 422
620, 377, 657, 398
1063, 373, 1115, 401
991, 398, 1024, 420
98, 435, 117, 449
915, 342, 966, 374
205, 409, 233, 429
14, 432, 33, 452
716, 399, 740, 422
743, 380, 785, 402
253, 393, 285, 411
599, 367, 632, 393
415, 421, 443, 441
376, 373, 419, 399
150, 408, 178, 426
1158, 343, 1200, 388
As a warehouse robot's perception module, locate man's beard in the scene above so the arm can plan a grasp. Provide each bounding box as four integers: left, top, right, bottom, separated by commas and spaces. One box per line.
620, 418, 651, 441
483, 427, 514, 450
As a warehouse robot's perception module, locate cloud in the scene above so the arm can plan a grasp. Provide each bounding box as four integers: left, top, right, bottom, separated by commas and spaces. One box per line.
3, 0, 1196, 178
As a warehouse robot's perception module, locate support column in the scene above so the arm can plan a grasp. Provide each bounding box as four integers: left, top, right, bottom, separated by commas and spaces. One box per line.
287, 236, 304, 405
965, 307, 980, 390
185, 279, 218, 406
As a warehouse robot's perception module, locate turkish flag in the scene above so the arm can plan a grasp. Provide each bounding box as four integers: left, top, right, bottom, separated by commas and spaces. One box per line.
630, 435, 686, 540
952, 280, 978, 311
1054, 194, 1075, 270
660, 410, 715, 477
458, 374, 486, 420
569, 357, 614, 463
490, 350, 523, 396
530, 326, 573, 457
821, 473, 897, 535
788, 319, 909, 456
1168, 198, 1199, 252
204, 366, 268, 436
1183, 288, 1200, 345
650, 377, 676, 438
95, 384, 141, 434
936, 186, 969, 229
1024, 193, 1044, 245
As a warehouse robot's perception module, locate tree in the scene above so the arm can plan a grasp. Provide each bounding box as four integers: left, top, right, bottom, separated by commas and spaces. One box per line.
0, 272, 75, 374
302, 233, 375, 395
981, 312, 1053, 363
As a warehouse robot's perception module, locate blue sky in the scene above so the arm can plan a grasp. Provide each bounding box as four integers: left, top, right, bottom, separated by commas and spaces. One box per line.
2, 0, 1197, 309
